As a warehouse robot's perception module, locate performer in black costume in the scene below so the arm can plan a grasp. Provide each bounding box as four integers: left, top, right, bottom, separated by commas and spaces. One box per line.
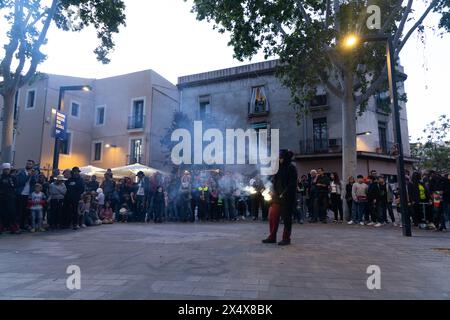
262, 150, 298, 246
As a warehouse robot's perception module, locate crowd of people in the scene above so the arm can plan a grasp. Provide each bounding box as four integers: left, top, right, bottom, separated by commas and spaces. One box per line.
298, 168, 450, 232
0, 159, 449, 235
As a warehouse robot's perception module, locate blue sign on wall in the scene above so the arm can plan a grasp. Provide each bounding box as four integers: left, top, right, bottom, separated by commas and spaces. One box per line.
55, 111, 68, 141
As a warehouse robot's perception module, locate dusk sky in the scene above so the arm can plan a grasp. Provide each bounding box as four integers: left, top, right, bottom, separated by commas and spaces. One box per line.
4, 0, 450, 140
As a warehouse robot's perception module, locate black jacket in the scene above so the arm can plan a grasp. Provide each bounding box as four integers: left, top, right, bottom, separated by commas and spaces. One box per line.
443, 179, 450, 203
367, 182, 379, 202
65, 176, 85, 202
0, 173, 16, 199
272, 162, 298, 206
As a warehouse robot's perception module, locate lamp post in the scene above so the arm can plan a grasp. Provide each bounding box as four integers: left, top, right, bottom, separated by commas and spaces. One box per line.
52, 85, 92, 171
357, 131, 372, 136
344, 34, 412, 237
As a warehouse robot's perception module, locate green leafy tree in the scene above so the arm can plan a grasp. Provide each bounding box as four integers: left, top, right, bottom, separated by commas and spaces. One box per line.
411, 115, 450, 173
0, 0, 126, 163
187, 0, 450, 180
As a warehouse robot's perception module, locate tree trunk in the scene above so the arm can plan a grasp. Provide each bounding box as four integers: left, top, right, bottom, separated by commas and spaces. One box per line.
341, 70, 357, 218
1, 90, 15, 164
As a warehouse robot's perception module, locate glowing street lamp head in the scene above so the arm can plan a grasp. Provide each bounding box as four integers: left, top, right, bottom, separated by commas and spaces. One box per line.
82, 86, 92, 92
344, 35, 359, 48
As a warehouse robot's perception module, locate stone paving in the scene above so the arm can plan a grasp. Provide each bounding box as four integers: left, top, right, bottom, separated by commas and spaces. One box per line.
0, 221, 449, 300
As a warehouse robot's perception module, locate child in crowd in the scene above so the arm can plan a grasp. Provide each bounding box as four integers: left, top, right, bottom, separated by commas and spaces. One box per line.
84, 195, 102, 227
29, 184, 47, 233
85, 206, 102, 226
432, 191, 447, 232
96, 188, 105, 211
99, 201, 114, 224
122, 193, 134, 222
119, 206, 129, 223
78, 194, 91, 229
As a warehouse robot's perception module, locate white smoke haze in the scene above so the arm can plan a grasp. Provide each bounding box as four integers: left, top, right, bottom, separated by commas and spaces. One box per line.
170, 121, 280, 176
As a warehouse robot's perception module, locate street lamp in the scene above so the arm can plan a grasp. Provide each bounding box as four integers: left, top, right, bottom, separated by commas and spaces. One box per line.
357, 131, 372, 136
343, 34, 412, 237
52, 85, 92, 171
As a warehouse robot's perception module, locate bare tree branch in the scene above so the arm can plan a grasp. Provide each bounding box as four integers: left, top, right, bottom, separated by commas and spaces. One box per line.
393, 0, 413, 46
396, 0, 438, 55
0, 1, 23, 86
20, 0, 58, 86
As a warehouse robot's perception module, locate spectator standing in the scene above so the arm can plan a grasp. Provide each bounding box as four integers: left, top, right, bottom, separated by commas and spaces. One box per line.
350, 175, 368, 225
315, 168, 330, 224
377, 176, 395, 226
220, 172, 237, 221
48, 175, 67, 229
66, 167, 86, 230
367, 176, 380, 225
0, 163, 19, 234
296, 175, 308, 224
101, 172, 116, 203
135, 171, 150, 222
345, 176, 355, 222
86, 175, 100, 193
330, 172, 343, 223
153, 186, 165, 223
307, 170, 318, 223
411, 172, 430, 226
15, 160, 38, 230
444, 173, 450, 230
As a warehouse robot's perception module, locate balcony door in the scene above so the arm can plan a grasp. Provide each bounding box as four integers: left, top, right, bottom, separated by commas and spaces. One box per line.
132, 99, 144, 129
130, 138, 143, 164
313, 117, 328, 153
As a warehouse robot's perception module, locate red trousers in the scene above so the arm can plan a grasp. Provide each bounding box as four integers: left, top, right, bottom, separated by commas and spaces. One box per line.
268, 203, 292, 242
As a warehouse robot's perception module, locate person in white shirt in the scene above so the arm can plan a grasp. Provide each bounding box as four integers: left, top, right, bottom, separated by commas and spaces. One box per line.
96, 188, 105, 209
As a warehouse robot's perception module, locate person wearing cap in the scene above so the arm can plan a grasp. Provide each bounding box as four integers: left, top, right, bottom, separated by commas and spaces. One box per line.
0, 163, 20, 234
65, 167, 85, 230
263, 150, 298, 246
48, 175, 67, 229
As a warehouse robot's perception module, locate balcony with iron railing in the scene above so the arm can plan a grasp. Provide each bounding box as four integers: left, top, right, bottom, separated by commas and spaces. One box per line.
299, 138, 342, 155
248, 101, 269, 118
127, 115, 145, 131
298, 138, 400, 159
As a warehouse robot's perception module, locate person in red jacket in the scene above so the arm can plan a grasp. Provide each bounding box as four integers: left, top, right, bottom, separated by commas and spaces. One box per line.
262, 150, 298, 246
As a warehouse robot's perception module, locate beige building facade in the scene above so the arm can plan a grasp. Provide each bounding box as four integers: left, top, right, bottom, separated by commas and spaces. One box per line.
0, 70, 179, 172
